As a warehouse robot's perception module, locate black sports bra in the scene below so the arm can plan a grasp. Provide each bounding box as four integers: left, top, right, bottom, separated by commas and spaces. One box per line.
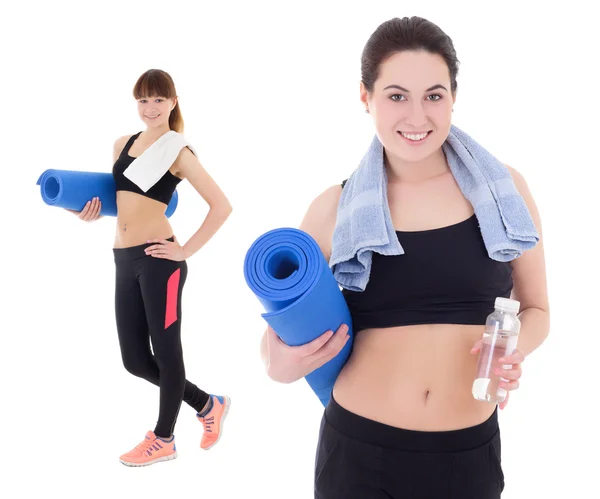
112, 132, 182, 205
339, 182, 514, 333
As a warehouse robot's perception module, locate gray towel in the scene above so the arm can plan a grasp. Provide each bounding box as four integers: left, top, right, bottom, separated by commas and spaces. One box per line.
330, 125, 539, 292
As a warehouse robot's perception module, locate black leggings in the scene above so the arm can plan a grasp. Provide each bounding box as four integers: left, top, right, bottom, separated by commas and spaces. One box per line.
113, 239, 209, 438
315, 395, 505, 499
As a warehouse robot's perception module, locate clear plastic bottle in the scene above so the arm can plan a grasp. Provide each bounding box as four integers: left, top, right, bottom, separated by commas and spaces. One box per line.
472, 297, 521, 404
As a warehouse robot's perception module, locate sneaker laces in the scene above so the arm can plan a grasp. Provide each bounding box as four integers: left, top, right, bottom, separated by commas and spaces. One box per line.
135, 436, 156, 454
201, 415, 215, 434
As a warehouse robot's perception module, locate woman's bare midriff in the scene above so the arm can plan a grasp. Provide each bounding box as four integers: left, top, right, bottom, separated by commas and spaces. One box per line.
113, 191, 175, 248
332, 323, 497, 431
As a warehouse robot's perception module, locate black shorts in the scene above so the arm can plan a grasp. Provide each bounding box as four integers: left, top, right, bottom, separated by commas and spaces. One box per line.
315, 395, 504, 498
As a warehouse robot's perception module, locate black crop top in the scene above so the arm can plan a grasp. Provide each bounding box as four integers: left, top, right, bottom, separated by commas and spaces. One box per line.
341, 185, 514, 333
112, 132, 182, 205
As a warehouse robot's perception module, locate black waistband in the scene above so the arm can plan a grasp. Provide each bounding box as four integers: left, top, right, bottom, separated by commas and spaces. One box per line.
324, 394, 499, 453
113, 236, 174, 261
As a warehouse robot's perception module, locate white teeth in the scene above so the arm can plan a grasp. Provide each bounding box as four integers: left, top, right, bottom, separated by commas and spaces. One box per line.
401, 131, 429, 141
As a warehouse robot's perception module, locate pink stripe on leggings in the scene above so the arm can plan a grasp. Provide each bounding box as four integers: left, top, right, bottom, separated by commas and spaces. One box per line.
165, 268, 181, 329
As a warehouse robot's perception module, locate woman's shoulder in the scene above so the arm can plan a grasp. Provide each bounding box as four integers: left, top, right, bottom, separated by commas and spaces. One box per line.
504, 164, 535, 208
300, 184, 344, 260
113, 133, 137, 151
112, 134, 136, 161
309, 184, 344, 213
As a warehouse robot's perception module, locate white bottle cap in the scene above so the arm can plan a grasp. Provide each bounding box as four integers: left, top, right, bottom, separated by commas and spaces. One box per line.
495, 297, 520, 314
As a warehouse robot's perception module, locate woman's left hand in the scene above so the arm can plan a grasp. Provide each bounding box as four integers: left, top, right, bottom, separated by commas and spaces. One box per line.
470, 341, 525, 410
145, 236, 187, 261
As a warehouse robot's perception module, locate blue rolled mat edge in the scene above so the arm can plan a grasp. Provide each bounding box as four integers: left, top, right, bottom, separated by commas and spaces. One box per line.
244, 227, 353, 406
36, 169, 178, 218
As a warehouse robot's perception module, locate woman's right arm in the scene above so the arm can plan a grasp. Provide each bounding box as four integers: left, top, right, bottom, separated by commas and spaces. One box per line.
260, 185, 351, 384
66, 135, 131, 221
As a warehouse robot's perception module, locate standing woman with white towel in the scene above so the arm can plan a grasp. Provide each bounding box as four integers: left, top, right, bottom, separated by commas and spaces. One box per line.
260, 17, 549, 498
72, 69, 232, 466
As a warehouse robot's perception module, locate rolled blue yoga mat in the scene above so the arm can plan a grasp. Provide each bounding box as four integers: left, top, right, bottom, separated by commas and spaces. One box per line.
36, 169, 178, 218
244, 228, 353, 406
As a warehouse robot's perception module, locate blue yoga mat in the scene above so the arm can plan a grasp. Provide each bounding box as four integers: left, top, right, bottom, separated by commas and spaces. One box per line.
36, 169, 178, 218
244, 227, 353, 406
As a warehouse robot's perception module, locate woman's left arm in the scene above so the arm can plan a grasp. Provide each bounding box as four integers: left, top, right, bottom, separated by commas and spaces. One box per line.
505, 165, 550, 357
175, 148, 232, 259
470, 165, 550, 409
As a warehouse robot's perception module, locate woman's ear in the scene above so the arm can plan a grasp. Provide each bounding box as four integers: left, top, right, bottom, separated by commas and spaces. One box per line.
360, 81, 370, 113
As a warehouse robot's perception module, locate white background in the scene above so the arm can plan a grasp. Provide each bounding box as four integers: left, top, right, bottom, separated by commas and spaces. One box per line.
1, 0, 597, 497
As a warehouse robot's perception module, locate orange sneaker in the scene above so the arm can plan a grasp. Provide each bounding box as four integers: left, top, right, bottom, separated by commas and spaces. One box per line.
197, 395, 231, 450
119, 431, 177, 467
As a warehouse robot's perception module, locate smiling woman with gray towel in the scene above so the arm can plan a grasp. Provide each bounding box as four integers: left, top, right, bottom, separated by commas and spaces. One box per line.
259, 17, 550, 498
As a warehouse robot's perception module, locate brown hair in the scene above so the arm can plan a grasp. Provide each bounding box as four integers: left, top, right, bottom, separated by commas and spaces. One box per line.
361, 17, 460, 94
133, 69, 184, 133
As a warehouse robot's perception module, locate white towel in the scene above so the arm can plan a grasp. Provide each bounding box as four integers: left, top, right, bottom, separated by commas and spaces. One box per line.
123, 130, 197, 192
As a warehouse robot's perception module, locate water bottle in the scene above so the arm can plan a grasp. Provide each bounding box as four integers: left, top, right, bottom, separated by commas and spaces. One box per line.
472, 297, 521, 404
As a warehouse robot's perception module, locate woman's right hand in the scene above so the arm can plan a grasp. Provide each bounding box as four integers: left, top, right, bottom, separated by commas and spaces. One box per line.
66, 197, 102, 221
264, 324, 350, 384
